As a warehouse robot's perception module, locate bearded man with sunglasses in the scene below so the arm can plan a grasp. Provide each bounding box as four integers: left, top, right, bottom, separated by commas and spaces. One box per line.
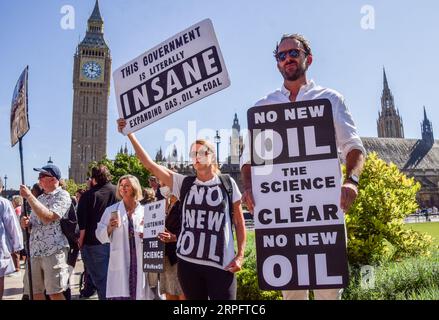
240, 34, 365, 300
19, 164, 72, 300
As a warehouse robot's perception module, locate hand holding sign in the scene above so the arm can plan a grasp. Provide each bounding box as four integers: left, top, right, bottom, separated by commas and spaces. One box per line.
117, 118, 127, 134
242, 189, 255, 214
19, 185, 32, 199
158, 228, 176, 243
340, 182, 358, 212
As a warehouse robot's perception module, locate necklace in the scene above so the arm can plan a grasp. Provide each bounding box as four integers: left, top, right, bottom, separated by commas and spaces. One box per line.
124, 201, 137, 215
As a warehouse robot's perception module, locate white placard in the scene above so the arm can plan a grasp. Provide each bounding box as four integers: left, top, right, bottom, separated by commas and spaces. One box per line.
143, 199, 166, 272
113, 19, 230, 134
143, 199, 166, 238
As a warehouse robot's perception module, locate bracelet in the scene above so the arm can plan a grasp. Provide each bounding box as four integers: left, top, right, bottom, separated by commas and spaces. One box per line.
344, 177, 359, 187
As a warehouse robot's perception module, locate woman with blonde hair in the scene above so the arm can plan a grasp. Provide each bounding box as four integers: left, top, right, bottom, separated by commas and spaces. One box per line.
117, 119, 246, 300
96, 175, 154, 300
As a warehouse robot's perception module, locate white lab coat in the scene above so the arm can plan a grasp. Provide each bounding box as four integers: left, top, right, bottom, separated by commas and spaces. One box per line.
96, 201, 154, 300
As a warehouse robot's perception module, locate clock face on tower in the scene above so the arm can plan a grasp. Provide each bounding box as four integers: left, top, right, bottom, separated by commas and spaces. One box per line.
82, 61, 102, 80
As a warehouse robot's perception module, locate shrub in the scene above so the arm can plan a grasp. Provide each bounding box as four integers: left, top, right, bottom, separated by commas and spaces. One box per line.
345, 152, 432, 265
236, 232, 282, 300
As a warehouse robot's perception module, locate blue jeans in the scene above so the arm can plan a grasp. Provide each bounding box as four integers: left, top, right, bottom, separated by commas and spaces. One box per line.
81, 244, 110, 300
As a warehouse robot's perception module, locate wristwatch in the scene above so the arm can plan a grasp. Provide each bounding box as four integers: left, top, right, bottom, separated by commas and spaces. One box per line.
345, 174, 359, 186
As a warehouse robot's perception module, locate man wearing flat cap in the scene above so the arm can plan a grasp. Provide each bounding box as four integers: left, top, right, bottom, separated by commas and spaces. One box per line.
20, 164, 71, 300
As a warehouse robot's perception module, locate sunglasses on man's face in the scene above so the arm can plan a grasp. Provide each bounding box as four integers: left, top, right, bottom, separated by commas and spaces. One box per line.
275, 48, 305, 62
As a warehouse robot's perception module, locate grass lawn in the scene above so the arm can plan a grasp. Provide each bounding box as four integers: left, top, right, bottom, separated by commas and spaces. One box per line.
403, 222, 439, 246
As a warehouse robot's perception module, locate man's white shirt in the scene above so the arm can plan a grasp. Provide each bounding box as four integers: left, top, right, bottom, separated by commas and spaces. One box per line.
240, 80, 366, 168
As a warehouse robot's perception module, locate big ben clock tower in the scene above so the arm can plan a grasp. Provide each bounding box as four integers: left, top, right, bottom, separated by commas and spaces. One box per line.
69, 0, 111, 183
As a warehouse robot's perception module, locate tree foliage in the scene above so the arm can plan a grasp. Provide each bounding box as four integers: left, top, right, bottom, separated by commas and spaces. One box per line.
64, 179, 86, 197
89, 153, 151, 188
345, 152, 433, 266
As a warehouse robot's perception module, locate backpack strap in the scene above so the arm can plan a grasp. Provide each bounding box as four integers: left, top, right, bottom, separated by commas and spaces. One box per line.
218, 174, 234, 223
179, 175, 197, 211
61, 202, 79, 246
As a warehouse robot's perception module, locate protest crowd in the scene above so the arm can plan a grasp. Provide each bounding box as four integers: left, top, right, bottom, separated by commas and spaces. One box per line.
2, 13, 366, 300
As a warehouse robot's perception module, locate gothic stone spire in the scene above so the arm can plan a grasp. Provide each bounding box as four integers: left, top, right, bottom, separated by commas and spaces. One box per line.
421, 106, 434, 145
377, 67, 404, 138
89, 0, 103, 23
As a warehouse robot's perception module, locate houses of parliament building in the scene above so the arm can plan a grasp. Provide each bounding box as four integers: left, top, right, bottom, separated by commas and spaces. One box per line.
362, 69, 439, 208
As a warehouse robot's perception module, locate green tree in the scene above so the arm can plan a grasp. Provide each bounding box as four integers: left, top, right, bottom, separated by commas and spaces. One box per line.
64, 179, 86, 197
89, 154, 151, 188
345, 152, 432, 266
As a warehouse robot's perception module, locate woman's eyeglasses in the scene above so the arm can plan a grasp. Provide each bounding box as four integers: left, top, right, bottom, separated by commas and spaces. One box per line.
275, 48, 306, 62
189, 150, 212, 158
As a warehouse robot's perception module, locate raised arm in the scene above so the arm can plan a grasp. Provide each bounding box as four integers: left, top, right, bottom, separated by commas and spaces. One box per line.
118, 119, 173, 188
19, 185, 70, 225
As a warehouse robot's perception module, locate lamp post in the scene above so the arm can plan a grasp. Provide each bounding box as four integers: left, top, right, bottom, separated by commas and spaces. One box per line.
3, 175, 7, 191
214, 130, 221, 164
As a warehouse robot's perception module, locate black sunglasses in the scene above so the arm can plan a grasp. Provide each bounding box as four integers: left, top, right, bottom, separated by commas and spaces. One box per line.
275, 48, 306, 62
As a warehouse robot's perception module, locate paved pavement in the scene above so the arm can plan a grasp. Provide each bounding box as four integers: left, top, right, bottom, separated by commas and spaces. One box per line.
3, 254, 98, 300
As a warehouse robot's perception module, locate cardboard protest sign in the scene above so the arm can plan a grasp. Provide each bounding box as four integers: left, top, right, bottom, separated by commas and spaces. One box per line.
143, 199, 166, 272
247, 99, 349, 290
114, 19, 230, 134
10, 66, 30, 147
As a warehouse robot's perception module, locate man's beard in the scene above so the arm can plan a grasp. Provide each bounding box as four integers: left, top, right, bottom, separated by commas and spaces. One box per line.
280, 61, 307, 81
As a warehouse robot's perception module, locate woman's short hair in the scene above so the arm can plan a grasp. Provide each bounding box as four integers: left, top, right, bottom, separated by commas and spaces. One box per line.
12, 195, 23, 207
143, 187, 156, 203
116, 175, 143, 201
190, 139, 221, 174
31, 183, 44, 198
59, 178, 66, 190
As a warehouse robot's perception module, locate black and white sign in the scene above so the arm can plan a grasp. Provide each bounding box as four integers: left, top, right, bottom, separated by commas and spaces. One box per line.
114, 19, 230, 134
143, 199, 166, 272
247, 99, 349, 290
10, 66, 30, 147
178, 184, 227, 265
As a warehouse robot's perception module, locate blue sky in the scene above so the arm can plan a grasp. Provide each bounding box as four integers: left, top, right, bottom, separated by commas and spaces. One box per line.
1, 0, 438, 190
